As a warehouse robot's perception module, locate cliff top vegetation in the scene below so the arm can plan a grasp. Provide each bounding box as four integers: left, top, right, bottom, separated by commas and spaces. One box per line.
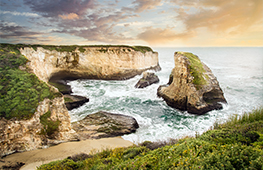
0, 44, 61, 120
177, 52, 209, 88
38, 107, 263, 170
0, 43, 154, 54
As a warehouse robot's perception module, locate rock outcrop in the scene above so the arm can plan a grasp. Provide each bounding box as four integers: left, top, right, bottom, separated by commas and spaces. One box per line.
20, 46, 161, 83
135, 72, 159, 88
157, 52, 227, 115
72, 111, 139, 139
0, 97, 77, 157
64, 95, 89, 110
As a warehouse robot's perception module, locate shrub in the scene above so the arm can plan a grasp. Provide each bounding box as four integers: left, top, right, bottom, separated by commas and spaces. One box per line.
0, 44, 59, 120
40, 111, 60, 137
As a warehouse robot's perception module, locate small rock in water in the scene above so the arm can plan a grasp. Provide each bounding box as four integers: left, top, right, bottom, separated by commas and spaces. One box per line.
135, 72, 159, 88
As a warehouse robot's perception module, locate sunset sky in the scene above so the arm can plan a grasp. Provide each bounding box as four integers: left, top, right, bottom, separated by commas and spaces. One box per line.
0, 0, 262, 47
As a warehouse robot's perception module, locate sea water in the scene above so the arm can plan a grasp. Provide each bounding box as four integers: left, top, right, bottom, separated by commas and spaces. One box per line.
68, 47, 263, 143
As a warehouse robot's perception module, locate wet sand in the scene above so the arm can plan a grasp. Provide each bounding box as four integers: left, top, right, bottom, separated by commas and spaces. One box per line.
1, 137, 133, 170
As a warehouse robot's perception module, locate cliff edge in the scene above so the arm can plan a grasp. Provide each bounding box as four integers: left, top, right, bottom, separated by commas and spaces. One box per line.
19, 45, 160, 82
157, 52, 227, 115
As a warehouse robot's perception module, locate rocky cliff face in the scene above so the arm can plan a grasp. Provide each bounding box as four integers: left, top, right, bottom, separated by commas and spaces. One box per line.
1, 45, 157, 156
157, 52, 227, 115
0, 97, 76, 157
20, 46, 160, 82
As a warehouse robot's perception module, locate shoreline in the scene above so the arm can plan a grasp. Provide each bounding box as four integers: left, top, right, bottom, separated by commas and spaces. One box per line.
0, 137, 133, 170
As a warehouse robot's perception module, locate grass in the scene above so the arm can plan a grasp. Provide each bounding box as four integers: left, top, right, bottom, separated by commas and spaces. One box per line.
38, 107, 263, 170
0, 44, 61, 120
0, 43, 154, 54
178, 52, 209, 89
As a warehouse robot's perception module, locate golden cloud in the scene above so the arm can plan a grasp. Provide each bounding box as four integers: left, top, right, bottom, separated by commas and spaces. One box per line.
59, 13, 79, 20
137, 27, 194, 45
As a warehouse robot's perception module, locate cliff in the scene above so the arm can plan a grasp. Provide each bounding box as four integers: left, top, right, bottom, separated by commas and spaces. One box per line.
0, 97, 77, 156
157, 52, 227, 115
19, 45, 160, 82
1, 44, 158, 156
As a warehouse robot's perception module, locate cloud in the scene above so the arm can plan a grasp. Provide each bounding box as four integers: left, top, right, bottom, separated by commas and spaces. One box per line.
23, 0, 95, 18
172, 0, 263, 34
0, 22, 43, 39
137, 27, 193, 44
0, 10, 39, 17
59, 13, 79, 20
20, 0, 140, 43
132, 0, 163, 12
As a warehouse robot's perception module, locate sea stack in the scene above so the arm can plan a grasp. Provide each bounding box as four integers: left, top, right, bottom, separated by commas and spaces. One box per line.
157, 52, 227, 115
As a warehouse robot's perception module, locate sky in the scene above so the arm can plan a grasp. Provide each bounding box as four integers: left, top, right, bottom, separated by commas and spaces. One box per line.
0, 0, 262, 47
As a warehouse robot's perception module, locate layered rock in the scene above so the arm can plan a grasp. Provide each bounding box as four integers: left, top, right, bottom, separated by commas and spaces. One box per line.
64, 95, 89, 110
157, 52, 227, 115
0, 97, 76, 157
20, 46, 160, 83
135, 72, 159, 88
72, 111, 139, 139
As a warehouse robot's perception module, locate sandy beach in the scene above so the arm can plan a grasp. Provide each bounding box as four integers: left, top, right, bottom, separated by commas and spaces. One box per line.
1, 137, 133, 170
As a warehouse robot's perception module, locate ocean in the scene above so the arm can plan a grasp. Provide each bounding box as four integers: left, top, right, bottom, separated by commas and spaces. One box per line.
68, 47, 263, 143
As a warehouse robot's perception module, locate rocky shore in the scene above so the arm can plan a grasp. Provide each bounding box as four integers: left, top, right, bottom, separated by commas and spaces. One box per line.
1, 44, 160, 157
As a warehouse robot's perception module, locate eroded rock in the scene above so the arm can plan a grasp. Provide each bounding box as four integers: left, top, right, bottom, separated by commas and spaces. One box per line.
72, 111, 139, 139
135, 72, 159, 88
20, 46, 161, 82
157, 52, 227, 115
64, 95, 89, 110
0, 97, 77, 157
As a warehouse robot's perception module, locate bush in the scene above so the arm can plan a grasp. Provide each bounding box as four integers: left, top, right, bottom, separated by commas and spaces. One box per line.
0, 44, 59, 120
40, 111, 60, 137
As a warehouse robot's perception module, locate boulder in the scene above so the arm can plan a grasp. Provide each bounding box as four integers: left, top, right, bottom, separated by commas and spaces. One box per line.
157, 52, 227, 115
72, 111, 139, 139
64, 95, 89, 110
135, 72, 159, 88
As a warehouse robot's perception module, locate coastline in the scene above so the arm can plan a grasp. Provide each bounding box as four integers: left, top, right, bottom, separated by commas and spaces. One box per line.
1, 137, 133, 170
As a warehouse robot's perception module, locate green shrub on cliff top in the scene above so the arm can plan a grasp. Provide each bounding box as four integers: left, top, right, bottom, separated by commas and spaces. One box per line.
0, 43, 153, 54
0, 44, 59, 120
38, 108, 263, 170
178, 52, 209, 88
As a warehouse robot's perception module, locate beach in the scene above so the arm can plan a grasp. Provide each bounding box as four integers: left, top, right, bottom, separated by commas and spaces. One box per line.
1, 137, 133, 170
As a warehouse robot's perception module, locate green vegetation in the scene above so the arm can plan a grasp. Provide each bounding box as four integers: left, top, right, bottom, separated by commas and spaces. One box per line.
0, 44, 61, 120
178, 52, 209, 89
40, 111, 61, 137
0, 43, 153, 54
38, 107, 263, 170
97, 45, 153, 54
64, 97, 74, 102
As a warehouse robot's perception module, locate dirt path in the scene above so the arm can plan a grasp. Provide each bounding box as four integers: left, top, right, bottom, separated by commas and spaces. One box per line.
1, 137, 133, 170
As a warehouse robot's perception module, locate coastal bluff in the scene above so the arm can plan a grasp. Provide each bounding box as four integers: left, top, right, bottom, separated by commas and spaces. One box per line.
0, 44, 159, 157
20, 45, 161, 82
157, 52, 227, 115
